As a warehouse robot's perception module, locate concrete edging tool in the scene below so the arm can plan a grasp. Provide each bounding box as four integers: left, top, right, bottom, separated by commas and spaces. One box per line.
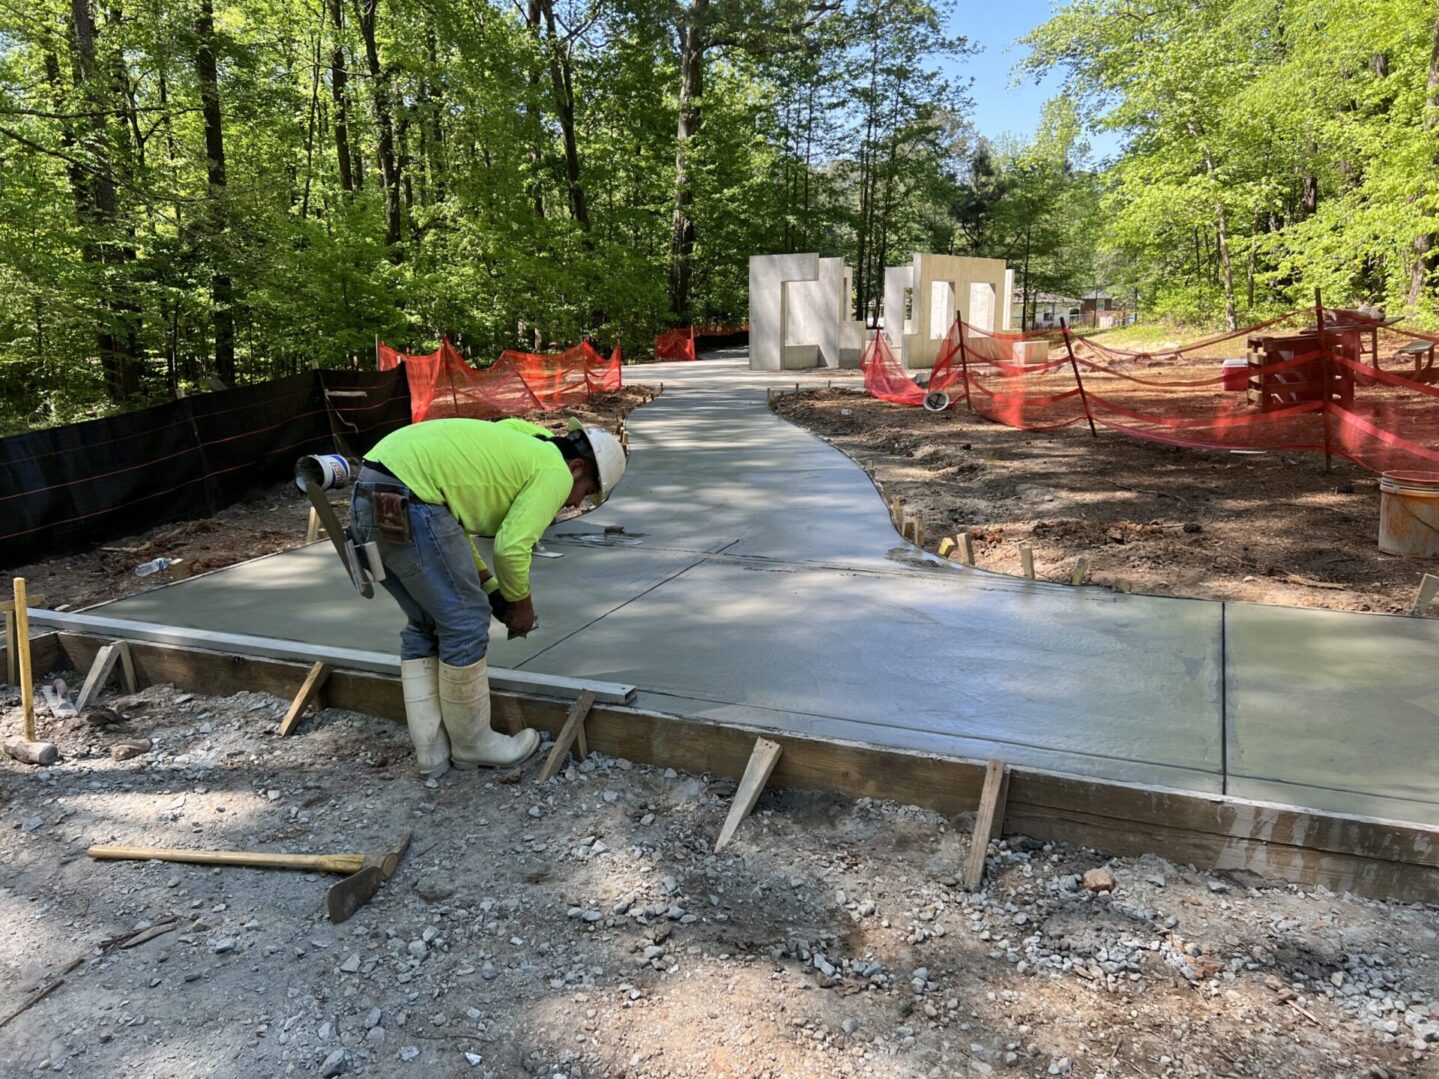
87, 832, 411, 923
301, 476, 378, 599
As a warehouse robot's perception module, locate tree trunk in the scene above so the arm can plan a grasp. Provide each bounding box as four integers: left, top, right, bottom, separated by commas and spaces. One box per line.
668, 1, 706, 318
853, 27, 881, 322
300, 23, 322, 217
355, 0, 402, 254
540, 0, 590, 230
1189, 125, 1237, 330
195, 0, 235, 383
69, 0, 139, 400
422, 26, 445, 204
524, 0, 545, 220
327, 0, 354, 193
1407, 17, 1439, 309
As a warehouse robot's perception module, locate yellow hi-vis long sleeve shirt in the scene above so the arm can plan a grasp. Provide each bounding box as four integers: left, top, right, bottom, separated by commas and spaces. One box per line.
366, 417, 571, 601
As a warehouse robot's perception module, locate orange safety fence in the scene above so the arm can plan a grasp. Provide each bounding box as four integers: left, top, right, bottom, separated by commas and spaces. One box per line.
654, 323, 749, 361
861, 311, 1439, 475
378, 337, 621, 423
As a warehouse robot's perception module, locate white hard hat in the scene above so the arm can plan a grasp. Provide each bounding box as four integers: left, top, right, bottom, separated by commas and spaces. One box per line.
568, 419, 628, 503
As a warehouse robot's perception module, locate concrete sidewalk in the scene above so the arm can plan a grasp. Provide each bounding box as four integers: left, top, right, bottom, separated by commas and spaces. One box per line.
89, 354, 1439, 825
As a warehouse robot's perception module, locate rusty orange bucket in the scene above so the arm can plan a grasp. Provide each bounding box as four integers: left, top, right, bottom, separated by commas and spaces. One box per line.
1379, 470, 1439, 558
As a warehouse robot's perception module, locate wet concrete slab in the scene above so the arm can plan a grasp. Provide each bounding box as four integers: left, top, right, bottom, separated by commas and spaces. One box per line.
87, 355, 1439, 826
1225, 602, 1439, 824
518, 557, 1224, 790
95, 538, 705, 668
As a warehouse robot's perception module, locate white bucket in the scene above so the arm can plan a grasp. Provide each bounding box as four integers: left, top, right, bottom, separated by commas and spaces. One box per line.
1378, 470, 1439, 559
294, 453, 352, 492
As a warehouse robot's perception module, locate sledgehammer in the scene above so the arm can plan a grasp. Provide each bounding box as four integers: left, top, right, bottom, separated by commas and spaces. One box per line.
87, 832, 411, 923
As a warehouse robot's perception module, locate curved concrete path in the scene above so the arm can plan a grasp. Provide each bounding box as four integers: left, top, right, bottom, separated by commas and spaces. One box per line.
92, 354, 1439, 826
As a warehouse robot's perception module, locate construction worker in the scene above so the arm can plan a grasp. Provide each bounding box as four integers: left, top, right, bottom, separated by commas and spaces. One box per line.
347, 417, 627, 778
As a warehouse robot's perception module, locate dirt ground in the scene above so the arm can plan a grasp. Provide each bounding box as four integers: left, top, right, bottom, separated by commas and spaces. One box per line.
773, 378, 1433, 615
3, 387, 658, 613
1, 679, 1435, 1078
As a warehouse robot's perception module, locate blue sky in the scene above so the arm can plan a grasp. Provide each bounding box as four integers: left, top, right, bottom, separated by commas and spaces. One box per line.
946, 0, 1124, 162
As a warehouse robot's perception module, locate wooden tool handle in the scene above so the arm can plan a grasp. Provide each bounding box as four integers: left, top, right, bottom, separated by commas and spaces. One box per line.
87, 845, 364, 875
13, 578, 34, 741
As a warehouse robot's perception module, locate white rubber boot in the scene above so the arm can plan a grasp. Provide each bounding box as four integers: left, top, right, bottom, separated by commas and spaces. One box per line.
400, 657, 450, 779
438, 656, 540, 768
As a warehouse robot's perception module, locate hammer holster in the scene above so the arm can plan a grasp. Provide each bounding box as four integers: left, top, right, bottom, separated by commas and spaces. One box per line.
372, 491, 412, 544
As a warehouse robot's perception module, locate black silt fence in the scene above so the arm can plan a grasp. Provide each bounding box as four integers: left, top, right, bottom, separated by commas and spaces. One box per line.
0, 368, 411, 568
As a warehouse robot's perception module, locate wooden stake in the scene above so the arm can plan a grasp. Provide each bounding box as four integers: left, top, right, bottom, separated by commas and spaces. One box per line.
890, 496, 903, 524
278, 661, 331, 737
957, 532, 975, 566
75, 643, 121, 712
537, 690, 597, 782
305, 505, 322, 543
963, 758, 1009, 891
714, 736, 783, 853
1412, 573, 1439, 617
4, 609, 13, 688
1020, 546, 1035, 579
938, 537, 956, 559
14, 579, 34, 741
1071, 556, 1089, 586
116, 641, 137, 694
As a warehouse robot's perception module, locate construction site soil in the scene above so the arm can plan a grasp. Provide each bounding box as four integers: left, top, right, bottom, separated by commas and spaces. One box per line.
772, 380, 1433, 615
1, 680, 1435, 1078
4, 372, 1438, 1077
3, 387, 658, 613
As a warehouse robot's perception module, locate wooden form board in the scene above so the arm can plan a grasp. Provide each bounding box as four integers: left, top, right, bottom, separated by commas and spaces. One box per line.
28, 609, 636, 705
45, 630, 1439, 906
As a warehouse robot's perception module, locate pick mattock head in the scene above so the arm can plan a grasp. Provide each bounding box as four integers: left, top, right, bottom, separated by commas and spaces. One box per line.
326, 831, 411, 923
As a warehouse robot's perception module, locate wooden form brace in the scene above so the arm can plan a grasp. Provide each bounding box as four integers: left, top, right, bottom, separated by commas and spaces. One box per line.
537, 690, 597, 782
1412, 573, 1439, 617
714, 737, 783, 852
962, 758, 1009, 890
42, 630, 1439, 906
279, 661, 332, 737
75, 641, 138, 712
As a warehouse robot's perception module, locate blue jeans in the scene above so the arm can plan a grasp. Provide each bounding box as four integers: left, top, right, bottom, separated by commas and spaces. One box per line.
348, 467, 492, 665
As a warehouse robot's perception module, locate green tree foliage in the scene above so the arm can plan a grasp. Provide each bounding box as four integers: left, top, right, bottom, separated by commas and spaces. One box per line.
0, 0, 976, 428
1024, 0, 1439, 328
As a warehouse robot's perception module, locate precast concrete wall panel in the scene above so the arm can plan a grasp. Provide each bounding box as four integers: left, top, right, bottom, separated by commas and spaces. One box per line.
781, 278, 825, 369
882, 265, 915, 356
903, 254, 1010, 369
749, 252, 819, 371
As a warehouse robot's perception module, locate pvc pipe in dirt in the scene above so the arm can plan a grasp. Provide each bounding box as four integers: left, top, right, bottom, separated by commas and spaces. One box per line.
1379, 470, 1439, 559
294, 454, 352, 492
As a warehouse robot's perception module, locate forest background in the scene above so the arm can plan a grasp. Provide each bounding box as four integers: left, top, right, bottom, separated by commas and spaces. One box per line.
1, 0, 1436, 431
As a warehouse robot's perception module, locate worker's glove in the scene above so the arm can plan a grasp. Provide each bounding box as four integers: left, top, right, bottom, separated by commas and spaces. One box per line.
481, 573, 511, 622
505, 595, 537, 639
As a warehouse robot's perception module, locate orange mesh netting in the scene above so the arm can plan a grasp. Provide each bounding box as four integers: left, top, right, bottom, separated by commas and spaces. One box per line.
862, 312, 1439, 475
378, 337, 621, 423
654, 323, 749, 361
655, 328, 696, 362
